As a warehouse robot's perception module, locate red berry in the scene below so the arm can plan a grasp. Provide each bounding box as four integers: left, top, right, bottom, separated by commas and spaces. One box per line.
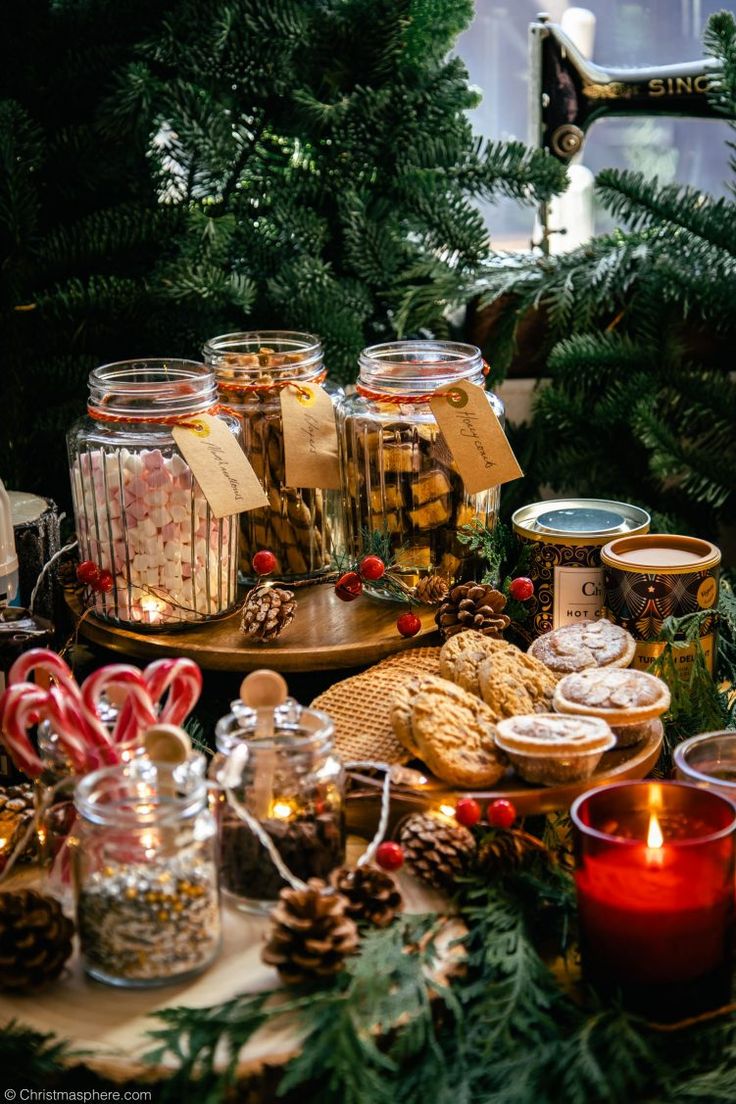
359, 554, 386, 581
253, 550, 277, 576
487, 799, 517, 829
375, 840, 404, 871
96, 569, 114, 593
455, 797, 481, 828
396, 611, 421, 638
335, 571, 363, 602
509, 576, 534, 602
76, 560, 100, 587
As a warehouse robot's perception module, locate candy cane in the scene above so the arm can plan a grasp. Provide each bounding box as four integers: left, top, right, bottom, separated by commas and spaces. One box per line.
45, 687, 93, 774
82, 666, 156, 748
0, 683, 48, 778
143, 658, 203, 727
8, 647, 111, 752
9, 648, 83, 703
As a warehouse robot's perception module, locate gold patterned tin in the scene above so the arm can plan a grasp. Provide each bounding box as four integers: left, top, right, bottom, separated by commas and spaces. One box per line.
512, 499, 650, 639
602, 534, 721, 676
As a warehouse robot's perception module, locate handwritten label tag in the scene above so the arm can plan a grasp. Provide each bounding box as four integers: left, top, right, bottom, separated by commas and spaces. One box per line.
172, 415, 268, 518
280, 384, 341, 490
430, 381, 523, 494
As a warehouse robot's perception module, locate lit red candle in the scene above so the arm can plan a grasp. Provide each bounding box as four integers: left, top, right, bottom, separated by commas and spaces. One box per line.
571, 781, 736, 1021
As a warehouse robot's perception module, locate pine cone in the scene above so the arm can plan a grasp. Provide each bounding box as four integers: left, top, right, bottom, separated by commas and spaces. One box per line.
398, 813, 476, 892
435, 583, 510, 641
241, 584, 296, 642
415, 575, 449, 606
330, 863, 402, 929
477, 830, 550, 877
262, 879, 359, 985
0, 889, 74, 991
0, 784, 37, 865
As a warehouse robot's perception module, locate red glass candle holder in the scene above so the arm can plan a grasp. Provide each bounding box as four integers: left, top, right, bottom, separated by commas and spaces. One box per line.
571, 780, 736, 1022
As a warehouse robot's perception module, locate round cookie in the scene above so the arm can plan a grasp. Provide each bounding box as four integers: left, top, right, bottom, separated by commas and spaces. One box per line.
409, 679, 506, 787
528, 620, 636, 675
477, 649, 557, 718
390, 673, 449, 757
439, 630, 512, 688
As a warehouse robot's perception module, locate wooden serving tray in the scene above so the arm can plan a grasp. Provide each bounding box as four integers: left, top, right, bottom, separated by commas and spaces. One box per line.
346, 723, 664, 832
66, 585, 439, 672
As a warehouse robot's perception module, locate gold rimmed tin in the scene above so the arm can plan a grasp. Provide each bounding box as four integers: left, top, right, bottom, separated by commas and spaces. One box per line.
512, 499, 650, 638
601, 534, 721, 675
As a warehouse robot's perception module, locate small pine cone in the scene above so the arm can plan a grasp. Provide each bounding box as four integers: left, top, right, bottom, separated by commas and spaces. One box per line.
398, 813, 476, 892
477, 830, 550, 877
435, 583, 510, 641
241, 584, 296, 642
0, 890, 74, 991
330, 863, 402, 929
414, 575, 449, 606
0, 784, 37, 865
262, 879, 359, 986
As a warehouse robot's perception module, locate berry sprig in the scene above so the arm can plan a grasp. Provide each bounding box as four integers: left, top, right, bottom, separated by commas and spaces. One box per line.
334, 545, 423, 638
76, 560, 113, 594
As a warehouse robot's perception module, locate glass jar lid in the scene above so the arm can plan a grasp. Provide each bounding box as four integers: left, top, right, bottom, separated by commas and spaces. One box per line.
87, 360, 217, 418
203, 331, 324, 381
75, 754, 207, 826
215, 699, 334, 756
358, 340, 484, 394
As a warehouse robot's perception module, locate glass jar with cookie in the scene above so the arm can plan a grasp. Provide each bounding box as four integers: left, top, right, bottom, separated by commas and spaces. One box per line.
204, 331, 339, 581
335, 341, 503, 596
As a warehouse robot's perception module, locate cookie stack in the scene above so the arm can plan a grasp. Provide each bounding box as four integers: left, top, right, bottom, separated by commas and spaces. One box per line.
388, 619, 668, 790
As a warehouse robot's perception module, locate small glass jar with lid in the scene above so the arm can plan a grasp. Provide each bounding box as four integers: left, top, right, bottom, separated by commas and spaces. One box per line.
73, 754, 220, 987
67, 359, 240, 629
213, 700, 345, 913
335, 340, 503, 594
203, 331, 338, 581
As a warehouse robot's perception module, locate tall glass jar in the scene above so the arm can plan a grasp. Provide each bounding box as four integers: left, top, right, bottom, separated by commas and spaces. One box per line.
67, 360, 240, 629
73, 754, 220, 987
213, 700, 345, 913
336, 341, 503, 594
203, 331, 337, 581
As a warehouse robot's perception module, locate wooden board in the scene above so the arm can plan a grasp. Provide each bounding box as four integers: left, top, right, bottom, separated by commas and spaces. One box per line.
346, 723, 664, 834
66, 585, 440, 672
0, 842, 450, 1083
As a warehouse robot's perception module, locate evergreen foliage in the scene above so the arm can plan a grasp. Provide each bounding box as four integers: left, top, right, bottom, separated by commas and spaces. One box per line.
0, 0, 177, 505
112, 0, 564, 381
479, 10, 736, 542
3, 0, 566, 502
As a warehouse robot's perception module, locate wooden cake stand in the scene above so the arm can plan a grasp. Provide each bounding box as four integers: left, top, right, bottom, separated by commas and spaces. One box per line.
66, 585, 439, 672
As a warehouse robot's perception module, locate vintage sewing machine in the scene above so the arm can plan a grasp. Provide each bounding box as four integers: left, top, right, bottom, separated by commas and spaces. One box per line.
529, 12, 730, 250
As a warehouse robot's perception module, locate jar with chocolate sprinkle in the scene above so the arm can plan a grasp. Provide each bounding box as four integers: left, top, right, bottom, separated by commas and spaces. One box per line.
213, 700, 345, 914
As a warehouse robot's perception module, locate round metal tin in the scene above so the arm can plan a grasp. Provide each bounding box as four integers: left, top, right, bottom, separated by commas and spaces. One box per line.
512, 499, 650, 637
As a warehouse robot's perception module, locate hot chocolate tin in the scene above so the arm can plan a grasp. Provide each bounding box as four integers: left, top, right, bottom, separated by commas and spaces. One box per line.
512, 499, 650, 639
601, 534, 720, 676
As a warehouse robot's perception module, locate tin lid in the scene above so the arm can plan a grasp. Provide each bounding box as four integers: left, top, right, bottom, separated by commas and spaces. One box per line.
512, 499, 650, 543
601, 534, 721, 574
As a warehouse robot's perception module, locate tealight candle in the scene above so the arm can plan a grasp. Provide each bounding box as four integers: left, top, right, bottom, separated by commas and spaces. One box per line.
571, 781, 736, 1021
675, 731, 736, 798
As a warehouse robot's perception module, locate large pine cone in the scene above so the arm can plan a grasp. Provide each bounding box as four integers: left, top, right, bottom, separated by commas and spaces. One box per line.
0, 889, 74, 991
435, 583, 510, 641
398, 813, 476, 892
241, 585, 296, 642
477, 830, 550, 877
0, 784, 37, 865
330, 863, 402, 929
262, 879, 359, 985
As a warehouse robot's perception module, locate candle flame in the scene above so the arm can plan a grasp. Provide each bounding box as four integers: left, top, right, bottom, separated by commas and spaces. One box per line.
271, 800, 296, 820
647, 812, 664, 849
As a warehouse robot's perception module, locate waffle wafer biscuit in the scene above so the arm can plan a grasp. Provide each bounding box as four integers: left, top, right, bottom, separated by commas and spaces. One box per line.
311, 653, 440, 764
